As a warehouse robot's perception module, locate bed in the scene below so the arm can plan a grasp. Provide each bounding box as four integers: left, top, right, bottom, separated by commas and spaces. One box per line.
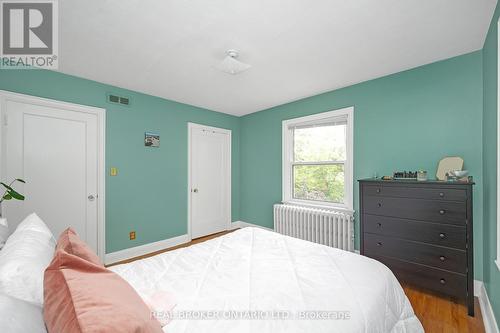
110, 227, 424, 333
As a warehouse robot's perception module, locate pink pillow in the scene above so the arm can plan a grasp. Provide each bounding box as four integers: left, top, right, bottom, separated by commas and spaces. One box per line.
56, 228, 102, 266
43, 250, 163, 333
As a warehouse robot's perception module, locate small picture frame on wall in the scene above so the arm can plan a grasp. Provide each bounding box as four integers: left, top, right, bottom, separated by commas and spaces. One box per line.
145, 132, 160, 148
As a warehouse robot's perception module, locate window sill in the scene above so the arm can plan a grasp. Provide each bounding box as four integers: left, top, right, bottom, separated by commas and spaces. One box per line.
282, 200, 354, 214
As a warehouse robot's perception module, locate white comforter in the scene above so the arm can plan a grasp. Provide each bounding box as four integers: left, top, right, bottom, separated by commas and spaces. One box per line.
110, 227, 423, 333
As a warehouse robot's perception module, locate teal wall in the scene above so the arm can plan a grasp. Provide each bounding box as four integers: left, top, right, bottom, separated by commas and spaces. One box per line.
482, 1, 500, 322
239, 52, 485, 279
0, 24, 496, 314
0, 69, 240, 253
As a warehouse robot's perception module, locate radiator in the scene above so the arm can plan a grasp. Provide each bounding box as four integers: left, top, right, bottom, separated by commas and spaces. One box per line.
273, 204, 354, 251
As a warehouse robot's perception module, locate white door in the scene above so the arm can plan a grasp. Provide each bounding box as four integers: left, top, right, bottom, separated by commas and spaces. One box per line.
0, 92, 104, 255
189, 123, 231, 239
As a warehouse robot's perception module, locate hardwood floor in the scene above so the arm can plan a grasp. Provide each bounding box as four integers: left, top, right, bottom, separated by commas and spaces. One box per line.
106, 230, 235, 267
403, 284, 485, 333
108, 230, 485, 332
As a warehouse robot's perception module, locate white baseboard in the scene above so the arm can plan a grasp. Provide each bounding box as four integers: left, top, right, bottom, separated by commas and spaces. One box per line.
231, 220, 274, 231
476, 280, 500, 333
475, 280, 482, 297
105, 234, 190, 265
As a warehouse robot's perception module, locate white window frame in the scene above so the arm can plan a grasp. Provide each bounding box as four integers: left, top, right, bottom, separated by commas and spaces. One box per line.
282, 106, 354, 212
496, 19, 500, 272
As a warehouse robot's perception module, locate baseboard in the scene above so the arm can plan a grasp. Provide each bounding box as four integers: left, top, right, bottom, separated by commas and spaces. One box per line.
105, 234, 190, 265
231, 220, 274, 231
476, 280, 500, 333
475, 280, 482, 297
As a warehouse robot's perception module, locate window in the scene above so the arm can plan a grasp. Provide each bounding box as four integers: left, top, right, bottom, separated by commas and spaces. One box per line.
282, 107, 353, 211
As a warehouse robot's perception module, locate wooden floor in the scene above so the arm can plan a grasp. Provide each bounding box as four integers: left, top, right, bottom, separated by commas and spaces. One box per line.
403, 284, 485, 333
108, 230, 485, 332
107, 230, 235, 267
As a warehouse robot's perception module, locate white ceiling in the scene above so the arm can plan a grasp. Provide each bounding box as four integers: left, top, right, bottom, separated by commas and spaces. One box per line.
58, 0, 497, 116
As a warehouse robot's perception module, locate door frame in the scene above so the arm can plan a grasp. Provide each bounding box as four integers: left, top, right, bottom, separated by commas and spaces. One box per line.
187, 122, 231, 241
0, 90, 106, 260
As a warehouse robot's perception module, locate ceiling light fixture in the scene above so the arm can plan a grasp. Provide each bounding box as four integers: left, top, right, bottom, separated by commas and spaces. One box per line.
215, 49, 251, 75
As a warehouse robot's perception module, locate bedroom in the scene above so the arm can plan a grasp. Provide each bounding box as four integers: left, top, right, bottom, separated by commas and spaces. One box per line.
0, 0, 499, 332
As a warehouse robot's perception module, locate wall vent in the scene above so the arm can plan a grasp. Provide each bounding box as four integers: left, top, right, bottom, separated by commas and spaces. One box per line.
107, 93, 131, 106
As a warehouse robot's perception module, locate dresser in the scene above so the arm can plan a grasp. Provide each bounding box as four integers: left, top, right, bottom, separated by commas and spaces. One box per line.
358, 179, 474, 316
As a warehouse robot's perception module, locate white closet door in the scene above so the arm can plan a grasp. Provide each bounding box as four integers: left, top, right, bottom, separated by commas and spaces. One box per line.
189, 124, 231, 239
1, 94, 102, 253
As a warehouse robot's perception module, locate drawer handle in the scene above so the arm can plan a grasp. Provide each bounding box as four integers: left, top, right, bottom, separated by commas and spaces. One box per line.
439, 256, 446, 262
439, 192, 445, 198
376, 188, 381, 193
439, 209, 446, 215
377, 203, 382, 208
439, 233, 446, 239
440, 278, 446, 285
376, 242, 382, 246
377, 223, 382, 227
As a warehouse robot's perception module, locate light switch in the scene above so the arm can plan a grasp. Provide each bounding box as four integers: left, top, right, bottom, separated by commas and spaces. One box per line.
129, 231, 136, 240
110, 167, 118, 176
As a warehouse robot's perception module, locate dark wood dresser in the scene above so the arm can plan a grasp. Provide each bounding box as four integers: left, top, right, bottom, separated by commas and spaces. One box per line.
359, 179, 474, 316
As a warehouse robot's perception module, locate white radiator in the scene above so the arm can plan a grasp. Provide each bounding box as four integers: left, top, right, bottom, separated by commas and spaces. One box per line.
273, 204, 354, 251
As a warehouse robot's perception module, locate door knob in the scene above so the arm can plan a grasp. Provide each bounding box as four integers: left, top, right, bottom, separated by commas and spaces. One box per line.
88, 195, 95, 201
192, 189, 198, 193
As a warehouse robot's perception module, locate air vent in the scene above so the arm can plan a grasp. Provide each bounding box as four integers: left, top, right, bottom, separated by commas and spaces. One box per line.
107, 93, 131, 106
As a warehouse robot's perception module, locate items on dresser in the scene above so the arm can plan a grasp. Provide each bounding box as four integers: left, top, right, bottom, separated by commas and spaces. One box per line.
358, 179, 475, 316
447, 170, 469, 182
416, 170, 428, 181
393, 171, 418, 180
436, 156, 464, 181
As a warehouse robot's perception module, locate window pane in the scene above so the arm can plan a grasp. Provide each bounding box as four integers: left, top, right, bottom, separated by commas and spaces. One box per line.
294, 124, 346, 162
293, 164, 344, 203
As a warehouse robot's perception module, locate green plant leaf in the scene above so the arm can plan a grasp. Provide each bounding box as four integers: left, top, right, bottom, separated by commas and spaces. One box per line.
7, 189, 24, 200
0, 182, 13, 191
2, 194, 12, 200
16, 179, 25, 183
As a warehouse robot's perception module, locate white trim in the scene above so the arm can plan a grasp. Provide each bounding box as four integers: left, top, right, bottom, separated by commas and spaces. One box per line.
281, 200, 355, 214
282, 107, 354, 211
187, 122, 232, 241
105, 234, 189, 265
0, 90, 106, 260
497, 19, 500, 271
475, 279, 482, 297
476, 280, 500, 333
231, 220, 274, 231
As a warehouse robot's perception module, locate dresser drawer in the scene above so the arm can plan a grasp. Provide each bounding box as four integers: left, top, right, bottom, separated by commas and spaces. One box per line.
363, 185, 466, 201
364, 233, 466, 273
363, 214, 466, 249
363, 196, 467, 225
370, 255, 466, 299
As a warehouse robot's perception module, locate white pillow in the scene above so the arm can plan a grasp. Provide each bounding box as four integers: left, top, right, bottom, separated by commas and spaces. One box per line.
0, 213, 55, 306
0, 218, 9, 249
0, 292, 47, 333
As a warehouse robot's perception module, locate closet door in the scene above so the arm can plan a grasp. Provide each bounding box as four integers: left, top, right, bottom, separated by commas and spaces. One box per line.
189, 123, 231, 239
1, 92, 104, 255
